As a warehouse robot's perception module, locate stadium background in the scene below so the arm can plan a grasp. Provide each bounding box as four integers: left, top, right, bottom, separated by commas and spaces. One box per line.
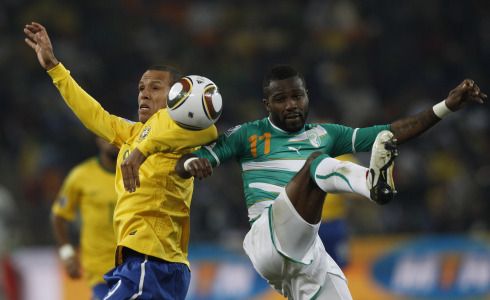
1, 0, 489, 299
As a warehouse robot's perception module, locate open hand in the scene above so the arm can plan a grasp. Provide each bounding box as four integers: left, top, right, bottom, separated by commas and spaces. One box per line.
445, 79, 487, 111
24, 22, 59, 70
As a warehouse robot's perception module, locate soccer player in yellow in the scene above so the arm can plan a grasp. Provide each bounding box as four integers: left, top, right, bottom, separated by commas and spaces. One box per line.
52, 137, 118, 300
25, 22, 218, 299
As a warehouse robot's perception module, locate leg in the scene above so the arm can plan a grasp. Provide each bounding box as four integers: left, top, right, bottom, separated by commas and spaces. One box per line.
316, 273, 353, 300
271, 153, 367, 261
284, 152, 329, 224
285, 152, 369, 224
92, 283, 110, 300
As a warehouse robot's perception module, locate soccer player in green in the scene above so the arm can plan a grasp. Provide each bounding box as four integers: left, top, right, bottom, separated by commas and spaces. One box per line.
175, 65, 486, 299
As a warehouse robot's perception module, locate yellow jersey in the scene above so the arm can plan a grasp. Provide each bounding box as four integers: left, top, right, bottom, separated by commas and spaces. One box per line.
321, 154, 359, 221
52, 157, 116, 287
48, 64, 218, 267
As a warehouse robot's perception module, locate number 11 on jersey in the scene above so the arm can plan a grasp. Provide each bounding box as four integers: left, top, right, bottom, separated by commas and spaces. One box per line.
248, 132, 271, 158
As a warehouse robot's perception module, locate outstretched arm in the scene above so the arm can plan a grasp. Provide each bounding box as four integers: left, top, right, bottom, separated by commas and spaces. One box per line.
390, 79, 486, 144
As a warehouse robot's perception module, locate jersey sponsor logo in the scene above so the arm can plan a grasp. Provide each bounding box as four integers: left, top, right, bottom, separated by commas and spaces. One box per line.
288, 146, 302, 155
138, 126, 151, 142
224, 125, 241, 137
372, 236, 490, 298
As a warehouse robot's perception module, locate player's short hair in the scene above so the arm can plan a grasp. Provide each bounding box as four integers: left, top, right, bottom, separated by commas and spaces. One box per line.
262, 65, 306, 97
148, 65, 182, 85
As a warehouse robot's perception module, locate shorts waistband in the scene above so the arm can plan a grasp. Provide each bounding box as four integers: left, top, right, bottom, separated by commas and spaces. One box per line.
116, 246, 168, 265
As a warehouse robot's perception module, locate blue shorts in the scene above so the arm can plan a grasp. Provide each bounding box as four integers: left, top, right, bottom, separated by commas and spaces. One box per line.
318, 219, 349, 268
92, 282, 109, 300
103, 249, 190, 300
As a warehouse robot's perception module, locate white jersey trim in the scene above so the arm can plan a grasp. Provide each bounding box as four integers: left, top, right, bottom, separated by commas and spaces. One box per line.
204, 145, 220, 166
352, 128, 359, 153
249, 182, 284, 193
242, 160, 306, 172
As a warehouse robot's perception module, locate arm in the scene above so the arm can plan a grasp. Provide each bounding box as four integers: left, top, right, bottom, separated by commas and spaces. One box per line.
176, 124, 247, 179
175, 153, 213, 179
390, 79, 486, 144
50, 214, 82, 279
51, 169, 83, 279
121, 110, 218, 192
24, 22, 136, 146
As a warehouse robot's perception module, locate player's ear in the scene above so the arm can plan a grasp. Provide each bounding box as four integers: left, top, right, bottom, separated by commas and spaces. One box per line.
263, 98, 271, 113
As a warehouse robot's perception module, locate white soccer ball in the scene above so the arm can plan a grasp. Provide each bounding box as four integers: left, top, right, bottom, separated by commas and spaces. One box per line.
167, 75, 223, 130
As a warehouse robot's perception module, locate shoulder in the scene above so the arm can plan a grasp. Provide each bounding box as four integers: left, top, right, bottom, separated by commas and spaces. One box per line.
222, 118, 266, 137
67, 157, 98, 179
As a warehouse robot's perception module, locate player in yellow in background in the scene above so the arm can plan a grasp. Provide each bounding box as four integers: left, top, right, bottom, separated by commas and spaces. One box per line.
52, 137, 118, 300
25, 22, 218, 299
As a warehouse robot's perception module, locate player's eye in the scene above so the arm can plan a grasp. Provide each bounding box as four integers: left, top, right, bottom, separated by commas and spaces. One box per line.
272, 95, 286, 102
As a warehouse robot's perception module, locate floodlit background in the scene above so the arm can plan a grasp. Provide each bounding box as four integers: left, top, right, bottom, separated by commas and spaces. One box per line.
1, 1, 490, 299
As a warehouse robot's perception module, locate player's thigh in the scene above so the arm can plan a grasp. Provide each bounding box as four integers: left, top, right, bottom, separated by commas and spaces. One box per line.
243, 210, 284, 281
316, 272, 353, 300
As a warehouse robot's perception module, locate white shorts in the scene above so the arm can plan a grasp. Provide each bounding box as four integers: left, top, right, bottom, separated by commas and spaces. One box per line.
243, 190, 352, 300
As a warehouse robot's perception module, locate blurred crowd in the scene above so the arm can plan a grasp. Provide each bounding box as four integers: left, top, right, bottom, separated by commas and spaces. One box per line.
0, 0, 489, 249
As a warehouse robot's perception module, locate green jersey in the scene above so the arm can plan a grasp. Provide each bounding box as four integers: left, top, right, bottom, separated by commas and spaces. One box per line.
194, 117, 389, 220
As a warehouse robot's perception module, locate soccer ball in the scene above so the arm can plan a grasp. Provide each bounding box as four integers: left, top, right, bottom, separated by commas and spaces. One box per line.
167, 75, 223, 130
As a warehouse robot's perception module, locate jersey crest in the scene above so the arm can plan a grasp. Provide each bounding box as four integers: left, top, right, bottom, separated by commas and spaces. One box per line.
138, 126, 151, 141
288, 126, 326, 148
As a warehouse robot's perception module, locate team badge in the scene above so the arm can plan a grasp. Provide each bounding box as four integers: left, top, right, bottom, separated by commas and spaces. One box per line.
138, 126, 151, 141
307, 131, 320, 148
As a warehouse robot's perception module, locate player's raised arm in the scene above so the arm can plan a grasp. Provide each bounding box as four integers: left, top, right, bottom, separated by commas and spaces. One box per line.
390, 79, 487, 144
24, 22, 59, 70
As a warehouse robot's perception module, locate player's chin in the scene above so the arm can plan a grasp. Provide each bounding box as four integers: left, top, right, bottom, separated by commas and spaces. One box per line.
138, 111, 150, 123
283, 118, 304, 132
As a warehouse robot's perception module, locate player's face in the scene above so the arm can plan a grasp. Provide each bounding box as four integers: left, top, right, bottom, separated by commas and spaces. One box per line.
264, 76, 309, 132
138, 70, 172, 123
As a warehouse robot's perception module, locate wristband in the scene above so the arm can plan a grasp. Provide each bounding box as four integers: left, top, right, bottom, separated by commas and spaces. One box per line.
183, 157, 199, 172
432, 100, 452, 119
59, 244, 75, 261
